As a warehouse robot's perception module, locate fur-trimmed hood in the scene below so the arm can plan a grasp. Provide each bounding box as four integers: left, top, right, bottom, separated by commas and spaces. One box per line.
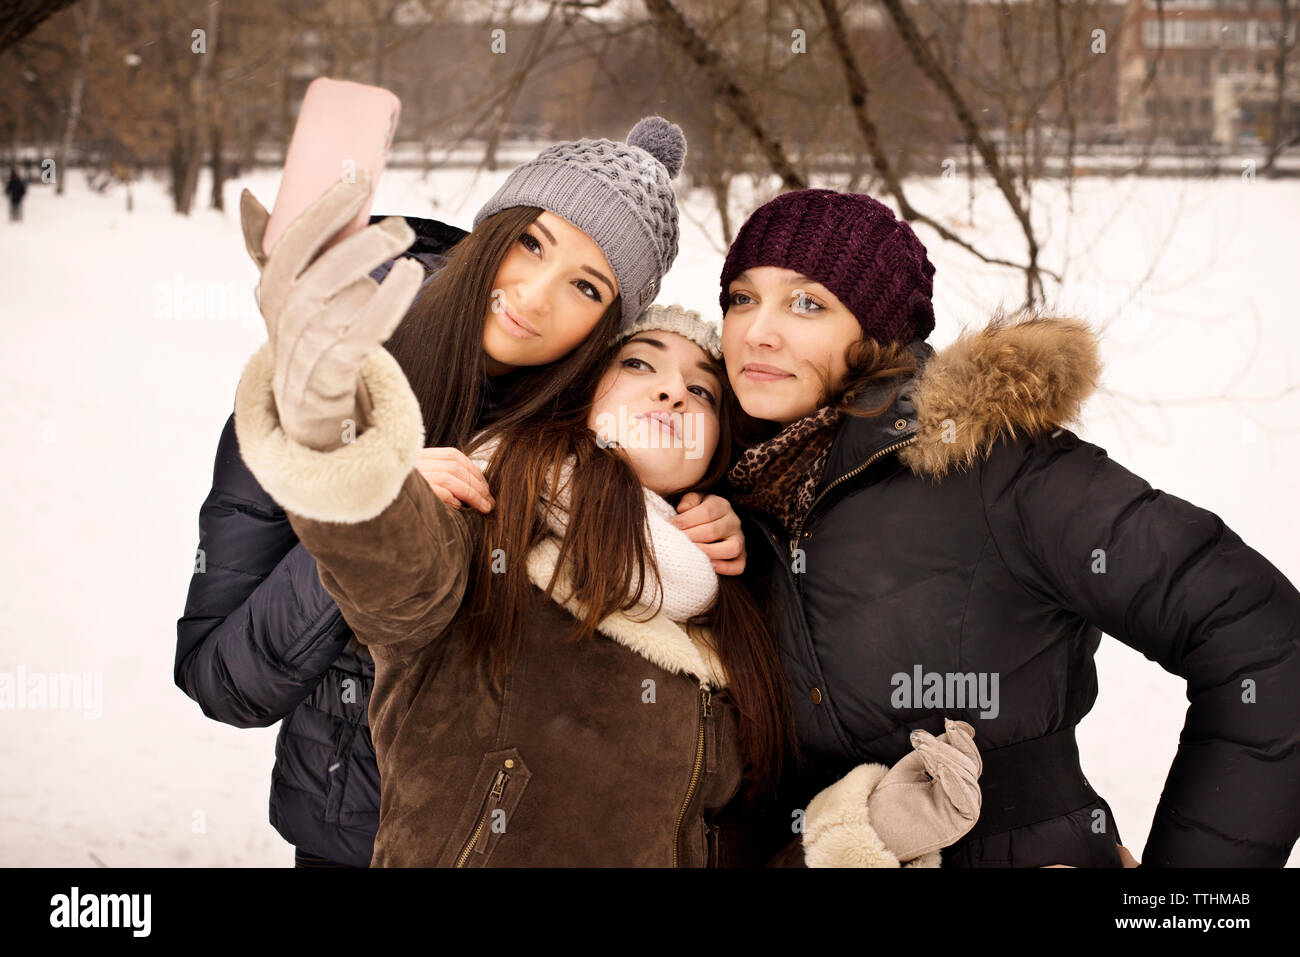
822, 312, 1103, 488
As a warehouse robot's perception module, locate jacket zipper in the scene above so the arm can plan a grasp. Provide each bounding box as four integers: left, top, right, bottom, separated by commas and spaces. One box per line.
747, 439, 917, 760
453, 768, 509, 867
672, 685, 712, 867
787, 435, 918, 590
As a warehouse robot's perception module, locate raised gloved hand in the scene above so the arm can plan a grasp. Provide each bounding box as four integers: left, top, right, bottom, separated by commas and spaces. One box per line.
866, 717, 982, 861
238, 167, 425, 451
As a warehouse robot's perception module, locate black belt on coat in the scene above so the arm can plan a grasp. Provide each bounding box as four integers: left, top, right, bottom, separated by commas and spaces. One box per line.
962, 725, 1100, 842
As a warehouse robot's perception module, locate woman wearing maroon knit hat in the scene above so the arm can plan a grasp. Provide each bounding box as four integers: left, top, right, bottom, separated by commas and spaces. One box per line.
717, 187, 1300, 868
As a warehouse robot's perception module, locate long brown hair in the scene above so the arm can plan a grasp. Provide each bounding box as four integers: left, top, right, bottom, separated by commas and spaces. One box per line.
463, 339, 795, 795
382, 204, 623, 449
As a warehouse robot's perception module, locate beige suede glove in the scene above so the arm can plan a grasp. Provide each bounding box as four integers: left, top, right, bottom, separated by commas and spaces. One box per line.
799, 717, 981, 867
238, 167, 425, 451
867, 718, 982, 861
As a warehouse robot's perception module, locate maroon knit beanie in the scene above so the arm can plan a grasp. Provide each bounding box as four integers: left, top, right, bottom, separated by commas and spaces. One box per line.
718, 188, 936, 344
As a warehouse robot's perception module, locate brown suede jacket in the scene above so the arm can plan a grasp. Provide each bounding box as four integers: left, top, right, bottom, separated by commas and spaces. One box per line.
233, 341, 761, 866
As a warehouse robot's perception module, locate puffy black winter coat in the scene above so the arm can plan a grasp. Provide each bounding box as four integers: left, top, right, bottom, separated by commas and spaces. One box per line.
174, 214, 468, 866
737, 315, 1300, 867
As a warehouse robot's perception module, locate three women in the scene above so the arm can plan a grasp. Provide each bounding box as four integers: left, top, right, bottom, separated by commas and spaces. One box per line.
181, 119, 1300, 867
231, 198, 979, 862
176, 118, 750, 867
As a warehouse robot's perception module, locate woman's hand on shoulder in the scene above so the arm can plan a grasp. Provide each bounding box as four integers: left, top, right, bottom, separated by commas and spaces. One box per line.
672, 493, 746, 575
414, 447, 495, 513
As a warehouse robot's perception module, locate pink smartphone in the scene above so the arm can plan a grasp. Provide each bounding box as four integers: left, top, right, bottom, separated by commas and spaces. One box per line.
261, 77, 401, 259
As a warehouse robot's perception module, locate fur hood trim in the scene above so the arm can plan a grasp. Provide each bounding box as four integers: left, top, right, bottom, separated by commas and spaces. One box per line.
897, 313, 1103, 480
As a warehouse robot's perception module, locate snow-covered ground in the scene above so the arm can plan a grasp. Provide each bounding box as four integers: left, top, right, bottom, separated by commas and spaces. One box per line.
1, 161, 1297, 867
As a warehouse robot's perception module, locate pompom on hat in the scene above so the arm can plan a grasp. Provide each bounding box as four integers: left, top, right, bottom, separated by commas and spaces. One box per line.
475, 116, 688, 332
718, 188, 937, 345
613, 304, 722, 362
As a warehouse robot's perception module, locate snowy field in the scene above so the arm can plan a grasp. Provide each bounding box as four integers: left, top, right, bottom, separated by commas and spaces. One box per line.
1, 161, 1297, 867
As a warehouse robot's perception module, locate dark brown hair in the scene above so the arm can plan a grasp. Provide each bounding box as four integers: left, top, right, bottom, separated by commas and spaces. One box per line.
463, 338, 795, 795
382, 204, 623, 450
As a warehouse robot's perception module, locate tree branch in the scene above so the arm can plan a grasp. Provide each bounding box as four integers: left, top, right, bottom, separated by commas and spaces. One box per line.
640, 0, 806, 192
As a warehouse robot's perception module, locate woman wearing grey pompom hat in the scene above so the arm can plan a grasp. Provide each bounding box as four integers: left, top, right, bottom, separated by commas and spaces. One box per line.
178, 116, 752, 868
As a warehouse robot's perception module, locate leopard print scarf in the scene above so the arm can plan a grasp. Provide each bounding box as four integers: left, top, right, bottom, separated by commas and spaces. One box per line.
727, 403, 846, 537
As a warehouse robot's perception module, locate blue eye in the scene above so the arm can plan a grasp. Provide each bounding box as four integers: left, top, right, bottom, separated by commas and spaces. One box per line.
792, 294, 823, 314
729, 291, 753, 306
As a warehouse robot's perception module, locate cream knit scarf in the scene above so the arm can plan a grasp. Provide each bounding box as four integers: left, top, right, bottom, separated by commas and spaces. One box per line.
469, 437, 719, 622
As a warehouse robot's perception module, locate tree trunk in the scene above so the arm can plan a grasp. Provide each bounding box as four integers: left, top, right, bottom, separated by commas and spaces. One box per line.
209, 105, 225, 210
55, 0, 100, 197
1263, 0, 1296, 176
176, 0, 220, 214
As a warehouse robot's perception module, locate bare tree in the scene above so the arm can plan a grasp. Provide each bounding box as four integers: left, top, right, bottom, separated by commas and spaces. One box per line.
1264, 0, 1299, 176
817, 0, 1044, 289
482, 0, 561, 170
641, 0, 807, 190
173, 0, 220, 215
55, 0, 100, 196
0, 0, 79, 54
872, 0, 1046, 301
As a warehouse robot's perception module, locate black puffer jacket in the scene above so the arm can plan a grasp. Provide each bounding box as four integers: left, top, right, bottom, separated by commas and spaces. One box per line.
174, 214, 468, 866
738, 314, 1300, 867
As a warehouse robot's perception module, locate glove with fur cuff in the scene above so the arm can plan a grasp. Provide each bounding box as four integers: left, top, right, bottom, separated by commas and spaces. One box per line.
802, 718, 981, 867
802, 763, 942, 867
233, 340, 424, 524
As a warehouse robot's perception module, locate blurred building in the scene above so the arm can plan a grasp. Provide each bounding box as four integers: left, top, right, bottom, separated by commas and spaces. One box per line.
1117, 0, 1300, 145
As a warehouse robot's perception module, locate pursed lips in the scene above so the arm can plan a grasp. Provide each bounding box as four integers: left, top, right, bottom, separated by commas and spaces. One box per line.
639, 411, 679, 439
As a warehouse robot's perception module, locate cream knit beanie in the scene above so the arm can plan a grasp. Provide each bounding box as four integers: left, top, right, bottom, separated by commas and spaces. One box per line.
613, 303, 721, 361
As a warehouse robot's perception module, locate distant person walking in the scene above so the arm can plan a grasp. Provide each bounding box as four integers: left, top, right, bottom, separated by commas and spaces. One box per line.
6, 168, 27, 222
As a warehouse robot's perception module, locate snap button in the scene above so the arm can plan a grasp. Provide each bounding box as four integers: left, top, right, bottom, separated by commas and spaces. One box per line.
810, 687, 823, 705
504, 759, 515, 769
894, 418, 908, 430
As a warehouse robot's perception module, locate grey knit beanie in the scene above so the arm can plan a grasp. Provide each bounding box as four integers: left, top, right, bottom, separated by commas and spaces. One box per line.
614, 304, 721, 362
473, 116, 687, 332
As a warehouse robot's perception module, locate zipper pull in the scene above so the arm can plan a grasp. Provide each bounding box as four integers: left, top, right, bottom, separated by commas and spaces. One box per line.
489, 769, 507, 799
702, 686, 712, 716
788, 535, 799, 560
